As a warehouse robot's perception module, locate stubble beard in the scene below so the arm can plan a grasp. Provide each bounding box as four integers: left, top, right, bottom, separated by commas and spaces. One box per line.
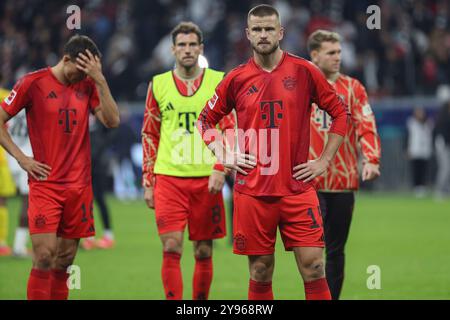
252, 42, 279, 56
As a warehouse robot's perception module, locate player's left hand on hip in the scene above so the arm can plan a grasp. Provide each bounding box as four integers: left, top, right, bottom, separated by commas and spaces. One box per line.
76, 49, 104, 83
362, 162, 380, 181
208, 170, 225, 194
293, 159, 328, 182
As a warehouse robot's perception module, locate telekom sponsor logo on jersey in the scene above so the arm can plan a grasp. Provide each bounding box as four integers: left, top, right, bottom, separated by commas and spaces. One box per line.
169, 128, 280, 176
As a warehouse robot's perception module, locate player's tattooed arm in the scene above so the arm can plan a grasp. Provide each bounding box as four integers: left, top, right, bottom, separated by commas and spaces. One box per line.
0, 109, 51, 180
293, 132, 344, 182
76, 49, 120, 128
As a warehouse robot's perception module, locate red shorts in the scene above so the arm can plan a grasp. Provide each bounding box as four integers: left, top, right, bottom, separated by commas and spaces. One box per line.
233, 187, 324, 255
154, 175, 226, 241
28, 183, 95, 238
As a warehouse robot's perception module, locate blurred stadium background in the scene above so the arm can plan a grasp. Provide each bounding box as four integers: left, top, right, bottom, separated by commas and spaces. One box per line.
1, 0, 449, 299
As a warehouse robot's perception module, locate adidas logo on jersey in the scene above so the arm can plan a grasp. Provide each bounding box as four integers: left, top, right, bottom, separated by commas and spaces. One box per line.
246, 85, 258, 95
163, 102, 175, 112
213, 226, 222, 235
46, 91, 57, 99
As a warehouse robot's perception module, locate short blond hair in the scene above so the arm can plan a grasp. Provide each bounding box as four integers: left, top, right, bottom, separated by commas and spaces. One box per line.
248, 4, 280, 22
307, 29, 341, 53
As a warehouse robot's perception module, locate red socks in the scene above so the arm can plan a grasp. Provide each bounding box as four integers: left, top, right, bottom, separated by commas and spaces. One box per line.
161, 252, 183, 300
50, 269, 70, 300
27, 269, 71, 300
248, 279, 274, 300
193, 257, 213, 300
162, 253, 214, 300
27, 269, 51, 300
248, 278, 330, 300
304, 278, 332, 300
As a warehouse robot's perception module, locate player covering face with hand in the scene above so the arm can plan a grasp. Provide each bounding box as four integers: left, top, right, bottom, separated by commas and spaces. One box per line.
197, 5, 350, 300
0, 35, 120, 300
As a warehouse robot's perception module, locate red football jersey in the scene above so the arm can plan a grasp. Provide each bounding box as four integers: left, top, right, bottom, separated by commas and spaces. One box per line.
198, 52, 349, 196
309, 74, 381, 191
142, 70, 235, 188
1, 67, 100, 187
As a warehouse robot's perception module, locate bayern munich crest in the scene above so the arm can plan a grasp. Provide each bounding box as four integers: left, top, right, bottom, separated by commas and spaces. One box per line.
34, 214, 47, 229
75, 90, 85, 100
234, 233, 247, 251
282, 76, 297, 91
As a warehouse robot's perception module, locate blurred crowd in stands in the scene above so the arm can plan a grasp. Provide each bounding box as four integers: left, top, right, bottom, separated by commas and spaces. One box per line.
1, 0, 450, 100
1, 0, 450, 196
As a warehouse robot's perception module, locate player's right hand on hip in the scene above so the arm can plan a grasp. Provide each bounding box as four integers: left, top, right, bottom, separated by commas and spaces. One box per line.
18, 156, 51, 181
224, 151, 256, 176
144, 187, 155, 209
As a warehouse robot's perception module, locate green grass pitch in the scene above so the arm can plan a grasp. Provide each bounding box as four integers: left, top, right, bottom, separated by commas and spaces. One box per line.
1, 192, 449, 300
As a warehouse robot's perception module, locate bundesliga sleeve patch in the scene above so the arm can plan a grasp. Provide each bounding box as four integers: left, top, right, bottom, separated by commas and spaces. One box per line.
208, 93, 218, 110
362, 104, 373, 116
4, 90, 17, 106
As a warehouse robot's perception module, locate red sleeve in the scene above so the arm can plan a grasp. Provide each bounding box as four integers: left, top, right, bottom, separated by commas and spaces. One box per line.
351, 80, 381, 164
308, 62, 349, 137
1, 76, 33, 117
141, 82, 161, 188
197, 74, 235, 146
217, 110, 236, 132
213, 110, 237, 172
89, 80, 100, 112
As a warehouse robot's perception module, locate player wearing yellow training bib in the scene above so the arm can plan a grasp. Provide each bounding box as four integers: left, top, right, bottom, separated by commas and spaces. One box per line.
0, 86, 17, 256
141, 22, 235, 300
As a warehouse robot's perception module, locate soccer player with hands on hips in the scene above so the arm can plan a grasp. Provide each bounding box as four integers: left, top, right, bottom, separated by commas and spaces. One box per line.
198, 5, 349, 300
141, 22, 235, 300
308, 30, 381, 300
0, 35, 120, 300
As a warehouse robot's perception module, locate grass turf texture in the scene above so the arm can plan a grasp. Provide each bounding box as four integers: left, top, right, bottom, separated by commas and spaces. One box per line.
1, 192, 449, 300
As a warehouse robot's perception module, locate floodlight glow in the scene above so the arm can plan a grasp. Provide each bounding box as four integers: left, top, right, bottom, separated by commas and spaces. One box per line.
198, 54, 209, 68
